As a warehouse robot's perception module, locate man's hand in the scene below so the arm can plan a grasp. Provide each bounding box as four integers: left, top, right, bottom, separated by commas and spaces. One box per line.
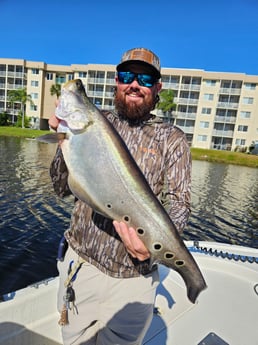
49, 114, 60, 131
113, 221, 150, 261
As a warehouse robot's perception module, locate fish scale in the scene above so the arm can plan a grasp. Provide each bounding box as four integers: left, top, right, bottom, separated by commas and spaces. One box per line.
37, 79, 207, 303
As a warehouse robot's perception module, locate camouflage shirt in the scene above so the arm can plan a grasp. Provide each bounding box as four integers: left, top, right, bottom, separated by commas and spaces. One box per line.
50, 111, 192, 278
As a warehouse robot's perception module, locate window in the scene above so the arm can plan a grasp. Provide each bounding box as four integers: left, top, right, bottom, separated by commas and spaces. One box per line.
56, 75, 66, 84
240, 111, 251, 119
204, 93, 214, 101
197, 135, 207, 142
238, 125, 248, 132
202, 107, 211, 114
30, 104, 37, 111
16, 66, 23, 73
46, 73, 53, 80
67, 74, 74, 80
31, 80, 39, 87
31, 68, 39, 75
205, 80, 216, 86
244, 83, 256, 90
31, 93, 38, 99
78, 72, 87, 78
235, 139, 246, 145
242, 97, 254, 104
200, 121, 209, 128
161, 75, 170, 83
107, 72, 115, 79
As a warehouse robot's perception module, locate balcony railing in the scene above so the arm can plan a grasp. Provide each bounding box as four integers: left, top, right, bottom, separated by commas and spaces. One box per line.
214, 116, 236, 123
219, 88, 241, 95
176, 111, 196, 119
176, 125, 195, 133
175, 97, 199, 105
217, 102, 239, 109
88, 77, 105, 84
212, 129, 234, 137
162, 82, 180, 90
180, 84, 201, 91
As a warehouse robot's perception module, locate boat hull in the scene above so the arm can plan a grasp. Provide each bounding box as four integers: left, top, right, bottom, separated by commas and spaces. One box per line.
1, 242, 258, 345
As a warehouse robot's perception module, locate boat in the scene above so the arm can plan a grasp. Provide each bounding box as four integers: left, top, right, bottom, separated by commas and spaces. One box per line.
1, 241, 258, 345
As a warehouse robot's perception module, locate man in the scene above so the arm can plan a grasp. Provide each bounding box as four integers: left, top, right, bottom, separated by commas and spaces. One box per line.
49, 47, 191, 344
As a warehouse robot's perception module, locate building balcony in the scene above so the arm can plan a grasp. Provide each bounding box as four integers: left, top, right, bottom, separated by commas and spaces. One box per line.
176, 125, 195, 133
217, 102, 239, 109
88, 77, 105, 84
7, 84, 24, 90
180, 84, 201, 91
212, 129, 234, 137
105, 78, 116, 85
104, 91, 114, 98
175, 97, 199, 105
214, 116, 237, 123
219, 88, 241, 95
102, 104, 114, 110
162, 82, 180, 90
87, 90, 104, 97
176, 111, 196, 119
211, 143, 232, 150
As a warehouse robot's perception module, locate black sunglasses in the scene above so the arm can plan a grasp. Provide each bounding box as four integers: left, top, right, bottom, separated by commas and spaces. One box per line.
117, 71, 157, 88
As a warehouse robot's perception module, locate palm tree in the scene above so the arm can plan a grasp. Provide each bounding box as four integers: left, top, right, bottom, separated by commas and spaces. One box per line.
8, 88, 34, 128
50, 83, 61, 99
157, 89, 176, 123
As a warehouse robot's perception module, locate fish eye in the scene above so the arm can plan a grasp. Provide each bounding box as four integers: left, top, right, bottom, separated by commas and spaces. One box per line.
105, 203, 112, 209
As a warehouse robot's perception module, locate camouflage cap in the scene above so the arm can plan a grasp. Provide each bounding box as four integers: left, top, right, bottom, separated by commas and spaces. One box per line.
116, 48, 161, 79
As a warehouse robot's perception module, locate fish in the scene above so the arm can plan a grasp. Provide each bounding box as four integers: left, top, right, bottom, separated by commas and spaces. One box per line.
37, 79, 207, 303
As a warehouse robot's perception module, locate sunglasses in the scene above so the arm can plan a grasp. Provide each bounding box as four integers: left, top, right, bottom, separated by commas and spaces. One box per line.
117, 71, 157, 88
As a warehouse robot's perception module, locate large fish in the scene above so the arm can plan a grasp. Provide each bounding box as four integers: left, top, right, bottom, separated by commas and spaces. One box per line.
38, 79, 207, 303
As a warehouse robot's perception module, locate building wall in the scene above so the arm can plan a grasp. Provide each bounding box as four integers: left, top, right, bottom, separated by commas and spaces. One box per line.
0, 58, 257, 151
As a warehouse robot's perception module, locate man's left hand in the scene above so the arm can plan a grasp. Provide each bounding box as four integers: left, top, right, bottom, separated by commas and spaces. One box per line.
113, 221, 150, 261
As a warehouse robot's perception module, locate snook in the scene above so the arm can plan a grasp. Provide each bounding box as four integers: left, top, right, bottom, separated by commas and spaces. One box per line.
38, 79, 207, 303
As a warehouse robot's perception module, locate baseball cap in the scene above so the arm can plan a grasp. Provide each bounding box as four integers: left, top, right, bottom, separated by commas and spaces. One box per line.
116, 48, 161, 79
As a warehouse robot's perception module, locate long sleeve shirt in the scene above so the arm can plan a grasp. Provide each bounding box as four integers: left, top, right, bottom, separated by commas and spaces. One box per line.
50, 111, 192, 278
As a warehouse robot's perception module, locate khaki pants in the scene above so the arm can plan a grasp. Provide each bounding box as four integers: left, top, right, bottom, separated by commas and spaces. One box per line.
57, 247, 159, 345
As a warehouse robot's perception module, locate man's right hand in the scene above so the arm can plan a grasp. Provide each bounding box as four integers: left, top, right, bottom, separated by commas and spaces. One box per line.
48, 114, 60, 131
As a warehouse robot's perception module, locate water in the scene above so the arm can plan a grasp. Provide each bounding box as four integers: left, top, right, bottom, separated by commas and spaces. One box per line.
0, 136, 257, 295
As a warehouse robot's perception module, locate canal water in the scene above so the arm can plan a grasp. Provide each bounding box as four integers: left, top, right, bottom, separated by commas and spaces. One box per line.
0, 136, 257, 295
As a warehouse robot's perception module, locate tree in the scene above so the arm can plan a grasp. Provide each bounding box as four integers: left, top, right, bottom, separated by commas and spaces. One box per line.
157, 89, 176, 123
8, 88, 34, 128
50, 83, 61, 99
0, 111, 9, 126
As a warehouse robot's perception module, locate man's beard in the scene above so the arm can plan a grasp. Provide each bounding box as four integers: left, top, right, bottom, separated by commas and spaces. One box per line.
114, 92, 155, 121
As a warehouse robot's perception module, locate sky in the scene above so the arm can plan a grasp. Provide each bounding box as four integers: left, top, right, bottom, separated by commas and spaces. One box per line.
1, 0, 258, 75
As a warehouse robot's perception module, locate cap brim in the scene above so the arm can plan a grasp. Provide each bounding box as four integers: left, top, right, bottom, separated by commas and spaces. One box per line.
116, 60, 161, 79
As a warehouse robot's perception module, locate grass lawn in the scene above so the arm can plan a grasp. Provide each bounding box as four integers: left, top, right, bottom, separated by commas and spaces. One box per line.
191, 147, 258, 168
0, 126, 50, 138
1, 126, 258, 168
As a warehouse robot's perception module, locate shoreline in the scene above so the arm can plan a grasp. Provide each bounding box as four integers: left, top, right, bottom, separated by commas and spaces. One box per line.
1, 127, 258, 168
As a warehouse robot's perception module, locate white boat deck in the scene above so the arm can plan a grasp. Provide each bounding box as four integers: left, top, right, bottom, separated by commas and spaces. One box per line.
1, 241, 258, 345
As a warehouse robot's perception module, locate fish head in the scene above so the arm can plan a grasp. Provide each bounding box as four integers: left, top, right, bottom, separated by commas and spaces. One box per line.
55, 79, 89, 132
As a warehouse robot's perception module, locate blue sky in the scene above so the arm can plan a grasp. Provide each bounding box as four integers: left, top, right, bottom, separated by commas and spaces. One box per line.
1, 0, 258, 75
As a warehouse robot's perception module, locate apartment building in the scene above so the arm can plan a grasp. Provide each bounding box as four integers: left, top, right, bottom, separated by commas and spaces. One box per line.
0, 57, 257, 151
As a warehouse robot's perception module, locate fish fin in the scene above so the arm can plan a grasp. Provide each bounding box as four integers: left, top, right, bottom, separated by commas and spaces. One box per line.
36, 133, 67, 143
